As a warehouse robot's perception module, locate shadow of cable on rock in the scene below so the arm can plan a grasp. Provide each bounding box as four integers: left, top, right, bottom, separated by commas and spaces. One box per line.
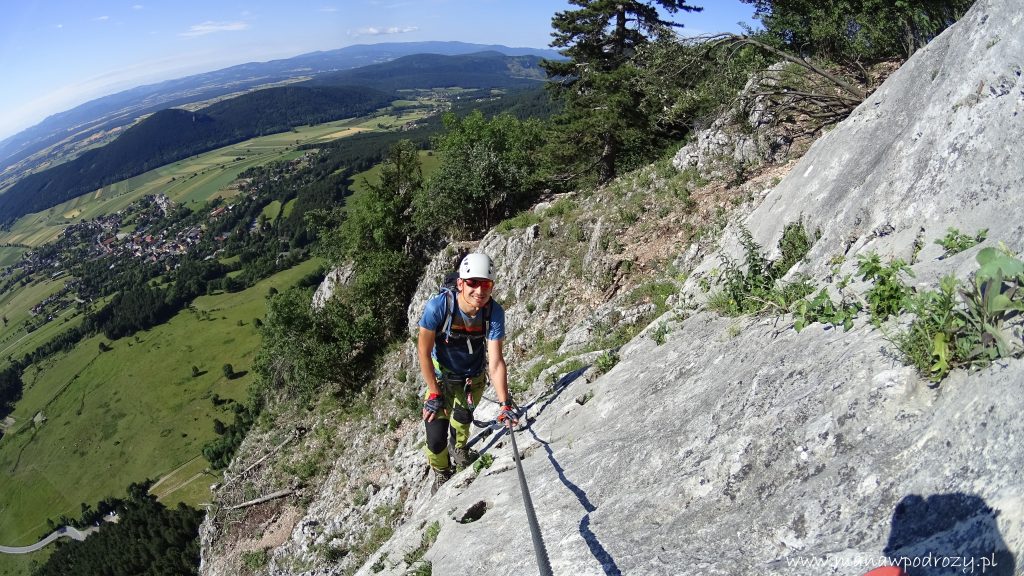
527, 425, 622, 576
469, 364, 588, 454
882, 492, 1016, 576
467, 365, 622, 573
531, 366, 624, 574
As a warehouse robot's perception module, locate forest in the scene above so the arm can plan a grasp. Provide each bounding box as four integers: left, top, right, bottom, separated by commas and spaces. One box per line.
0, 85, 390, 227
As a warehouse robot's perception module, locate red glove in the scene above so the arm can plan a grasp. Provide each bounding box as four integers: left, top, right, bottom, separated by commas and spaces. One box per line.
423, 392, 445, 422
497, 402, 518, 427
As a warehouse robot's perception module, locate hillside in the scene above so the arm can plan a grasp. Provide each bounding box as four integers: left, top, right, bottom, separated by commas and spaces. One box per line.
0, 41, 560, 188
198, 1, 1022, 574
305, 51, 547, 92
0, 86, 391, 227
0, 50, 554, 228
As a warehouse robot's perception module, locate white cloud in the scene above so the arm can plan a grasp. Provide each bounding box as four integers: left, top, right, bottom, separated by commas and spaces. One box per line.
94, 15, 110, 21
318, 7, 338, 12
355, 25, 418, 36
55, 23, 64, 29
180, 21, 250, 37
133, 4, 144, 9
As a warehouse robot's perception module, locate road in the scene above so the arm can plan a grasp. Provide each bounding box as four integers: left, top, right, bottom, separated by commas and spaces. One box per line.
0, 514, 116, 554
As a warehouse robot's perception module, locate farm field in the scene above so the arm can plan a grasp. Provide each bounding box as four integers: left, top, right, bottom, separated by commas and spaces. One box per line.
0, 92, 446, 575
0, 258, 321, 556
0, 247, 27, 268
0, 99, 437, 249
348, 150, 441, 197
0, 277, 87, 366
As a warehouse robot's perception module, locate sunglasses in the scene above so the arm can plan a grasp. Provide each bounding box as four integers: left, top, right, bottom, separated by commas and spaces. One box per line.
463, 278, 494, 290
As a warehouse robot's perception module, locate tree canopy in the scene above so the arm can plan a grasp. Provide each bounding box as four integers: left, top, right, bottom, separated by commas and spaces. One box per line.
740, 0, 976, 62
542, 0, 702, 184
414, 111, 547, 241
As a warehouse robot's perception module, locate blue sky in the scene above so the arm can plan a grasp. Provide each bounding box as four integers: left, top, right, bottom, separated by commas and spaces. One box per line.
0, 1, 756, 142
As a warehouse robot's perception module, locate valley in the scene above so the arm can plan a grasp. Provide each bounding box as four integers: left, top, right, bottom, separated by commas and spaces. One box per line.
0, 88, 465, 574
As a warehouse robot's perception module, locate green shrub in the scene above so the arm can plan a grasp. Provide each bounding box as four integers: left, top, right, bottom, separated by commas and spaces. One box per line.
708, 226, 815, 316
242, 548, 270, 571
935, 227, 987, 258
404, 520, 441, 566
792, 287, 862, 332
496, 211, 542, 232
774, 220, 815, 277
473, 452, 495, 474
408, 562, 432, 576
651, 322, 670, 345
856, 253, 913, 324
352, 487, 370, 506
894, 248, 1024, 382
629, 281, 677, 315
594, 350, 619, 374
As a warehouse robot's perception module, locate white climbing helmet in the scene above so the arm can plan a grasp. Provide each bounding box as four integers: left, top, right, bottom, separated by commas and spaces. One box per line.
459, 252, 496, 281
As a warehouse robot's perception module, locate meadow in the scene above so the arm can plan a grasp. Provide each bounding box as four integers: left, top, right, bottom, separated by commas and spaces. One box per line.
0, 95, 440, 575
0, 257, 321, 550
0, 99, 437, 249
0, 277, 86, 366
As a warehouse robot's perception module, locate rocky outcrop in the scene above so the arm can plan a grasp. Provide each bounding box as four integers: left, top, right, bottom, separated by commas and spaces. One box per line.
358, 1, 1023, 574
672, 60, 806, 179
311, 264, 354, 311
683, 0, 1024, 291
201, 1, 1023, 574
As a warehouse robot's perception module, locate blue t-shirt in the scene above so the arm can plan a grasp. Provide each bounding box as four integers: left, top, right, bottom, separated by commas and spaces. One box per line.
419, 292, 505, 378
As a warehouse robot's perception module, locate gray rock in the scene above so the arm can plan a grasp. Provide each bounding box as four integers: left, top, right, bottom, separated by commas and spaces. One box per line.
311, 264, 353, 310
672, 62, 796, 177
202, 2, 1024, 574
360, 311, 1022, 575
358, 1, 1024, 574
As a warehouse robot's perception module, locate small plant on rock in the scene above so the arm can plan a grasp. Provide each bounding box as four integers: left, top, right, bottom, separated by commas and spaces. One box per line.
651, 321, 670, 345
894, 247, 1024, 382
472, 453, 495, 474
594, 350, 619, 374
709, 225, 815, 316
935, 227, 987, 258
857, 253, 913, 325
793, 287, 862, 332
404, 521, 441, 566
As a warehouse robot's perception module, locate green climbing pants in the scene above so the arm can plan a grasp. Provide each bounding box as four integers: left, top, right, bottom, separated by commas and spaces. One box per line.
424, 373, 487, 471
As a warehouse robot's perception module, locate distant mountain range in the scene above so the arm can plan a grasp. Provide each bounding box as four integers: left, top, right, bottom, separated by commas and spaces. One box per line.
0, 41, 560, 191
306, 51, 547, 92
0, 50, 552, 227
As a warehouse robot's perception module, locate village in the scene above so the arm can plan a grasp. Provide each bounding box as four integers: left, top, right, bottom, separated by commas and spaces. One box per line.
3, 194, 242, 334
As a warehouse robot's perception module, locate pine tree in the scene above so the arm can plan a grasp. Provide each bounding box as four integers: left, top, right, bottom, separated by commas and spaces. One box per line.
740, 0, 975, 61
543, 0, 702, 184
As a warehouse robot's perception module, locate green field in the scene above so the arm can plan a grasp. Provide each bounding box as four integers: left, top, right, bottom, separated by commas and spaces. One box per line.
0, 277, 88, 366
0, 247, 28, 268
0, 258, 321, 559
0, 104, 428, 249
348, 150, 441, 197
0, 554, 40, 576
0, 96, 443, 574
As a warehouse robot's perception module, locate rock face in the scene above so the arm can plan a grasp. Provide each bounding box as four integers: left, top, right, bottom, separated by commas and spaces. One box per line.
311, 264, 354, 311
685, 0, 1024, 288
201, 1, 1023, 574
671, 61, 796, 178
356, 1, 1023, 575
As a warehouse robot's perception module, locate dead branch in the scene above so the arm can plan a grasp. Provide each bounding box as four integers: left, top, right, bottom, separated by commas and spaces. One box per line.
715, 34, 867, 101
220, 427, 301, 490
225, 489, 294, 511
748, 89, 862, 105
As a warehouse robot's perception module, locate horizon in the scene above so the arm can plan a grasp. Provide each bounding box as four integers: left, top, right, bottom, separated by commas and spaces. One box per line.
0, 1, 757, 143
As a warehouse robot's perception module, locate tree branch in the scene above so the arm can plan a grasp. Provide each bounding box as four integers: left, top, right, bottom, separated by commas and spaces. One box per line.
721, 34, 867, 100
